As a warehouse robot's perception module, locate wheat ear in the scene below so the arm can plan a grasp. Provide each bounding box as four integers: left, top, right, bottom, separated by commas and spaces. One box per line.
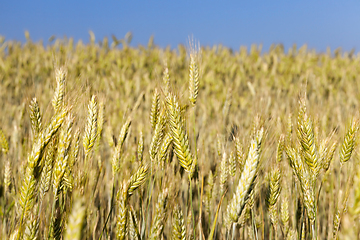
128, 206, 141, 240
286, 147, 316, 223
111, 117, 132, 175
321, 140, 337, 172
52, 115, 73, 196
166, 93, 193, 173
49, 116, 73, 239
158, 133, 172, 169
118, 117, 132, 149
116, 182, 129, 240
219, 151, 228, 196
29, 97, 42, 138
18, 107, 68, 238
24, 212, 39, 240
205, 171, 214, 215
67, 129, 80, 169
52, 67, 66, 113
234, 137, 245, 174
268, 168, 281, 236
149, 188, 169, 239
0, 128, 9, 154
116, 164, 148, 239
276, 134, 285, 162
4, 160, 12, 194
95, 99, 104, 153
137, 130, 144, 162
128, 164, 149, 196
163, 66, 170, 95
228, 151, 236, 177
339, 118, 358, 164
280, 197, 290, 237
172, 205, 186, 240
149, 110, 165, 162
64, 197, 86, 240
226, 132, 261, 227
83, 95, 98, 161
297, 98, 319, 178
189, 54, 199, 105
287, 113, 293, 144
39, 139, 56, 200
150, 88, 160, 131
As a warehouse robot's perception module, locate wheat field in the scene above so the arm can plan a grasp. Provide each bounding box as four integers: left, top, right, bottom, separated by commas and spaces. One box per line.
1, 34, 360, 239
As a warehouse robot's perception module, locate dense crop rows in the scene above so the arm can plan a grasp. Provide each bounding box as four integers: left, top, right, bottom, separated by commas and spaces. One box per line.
1, 34, 360, 239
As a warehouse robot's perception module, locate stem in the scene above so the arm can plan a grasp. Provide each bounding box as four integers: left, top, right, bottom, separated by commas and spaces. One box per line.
92, 164, 102, 199
209, 190, 226, 240
48, 189, 58, 239
273, 225, 278, 240
311, 220, 316, 240
99, 179, 115, 240
192, 106, 197, 160
145, 169, 155, 236
198, 176, 204, 240
231, 223, 236, 240
189, 175, 196, 240
251, 209, 258, 240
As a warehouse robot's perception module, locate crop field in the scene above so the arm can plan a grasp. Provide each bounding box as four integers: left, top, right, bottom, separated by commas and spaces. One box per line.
1, 35, 360, 239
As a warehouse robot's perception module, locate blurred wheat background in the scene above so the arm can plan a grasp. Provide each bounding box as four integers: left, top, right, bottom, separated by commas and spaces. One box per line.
1, 33, 360, 239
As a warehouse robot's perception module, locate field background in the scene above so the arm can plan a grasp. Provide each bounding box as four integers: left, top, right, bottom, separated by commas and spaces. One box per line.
1, 36, 360, 239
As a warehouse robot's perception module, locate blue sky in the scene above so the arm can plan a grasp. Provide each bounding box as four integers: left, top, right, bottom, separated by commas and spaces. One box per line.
1, 1, 360, 52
